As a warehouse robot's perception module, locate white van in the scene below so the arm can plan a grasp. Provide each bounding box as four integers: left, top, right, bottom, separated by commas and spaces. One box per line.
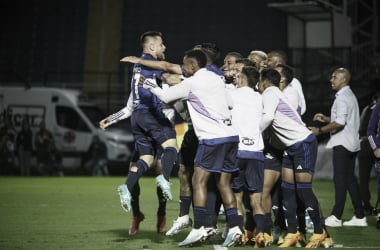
0, 87, 134, 167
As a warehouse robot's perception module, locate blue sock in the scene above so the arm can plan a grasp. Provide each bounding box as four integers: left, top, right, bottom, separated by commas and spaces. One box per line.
264, 213, 273, 234
194, 206, 207, 229
126, 160, 149, 191
253, 214, 265, 233
161, 147, 177, 180
179, 196, 192, 216
206, 177, 219, 227
226, 208, 243, 230
296, 183, 323, 234
281, 181, 298, 233
131, 182, 141, 216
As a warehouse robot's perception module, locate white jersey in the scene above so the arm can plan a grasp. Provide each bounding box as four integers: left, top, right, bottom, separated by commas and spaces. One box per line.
282, 85, 302, 116
260, 86, 311, 147
227, 87, 264, 159
150, 68, 238, 141
289, 77, 306, 115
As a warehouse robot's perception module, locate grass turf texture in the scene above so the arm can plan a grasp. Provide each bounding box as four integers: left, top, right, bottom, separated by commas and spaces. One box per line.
0, 177, 379, 250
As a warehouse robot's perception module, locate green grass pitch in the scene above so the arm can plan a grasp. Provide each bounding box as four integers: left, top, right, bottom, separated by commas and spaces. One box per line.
0, 177, 379, 250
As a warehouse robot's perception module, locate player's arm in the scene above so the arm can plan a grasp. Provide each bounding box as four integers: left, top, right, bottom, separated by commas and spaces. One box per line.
99, 93, 133, 130
313, 113, 331, 123
143, 77, 191, 103
367, 103, 380, 156
260, 91, 277, 131
162, 73, 183, 86
120, 56, 182, 75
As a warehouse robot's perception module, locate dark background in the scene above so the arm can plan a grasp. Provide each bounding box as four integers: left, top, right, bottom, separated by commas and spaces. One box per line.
1, 0, 379, 125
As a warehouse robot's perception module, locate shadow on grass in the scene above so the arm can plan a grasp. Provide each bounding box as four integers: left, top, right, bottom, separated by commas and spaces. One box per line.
106, 228, 226, 247
106, 228, 182, 243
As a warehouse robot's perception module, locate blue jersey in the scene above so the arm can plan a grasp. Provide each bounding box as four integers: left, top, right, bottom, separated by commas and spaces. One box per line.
131, 53, 164, 119
206, 64, 224, 78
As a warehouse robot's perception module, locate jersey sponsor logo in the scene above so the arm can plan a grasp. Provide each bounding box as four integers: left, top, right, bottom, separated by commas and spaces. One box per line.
241, 137, 254, 145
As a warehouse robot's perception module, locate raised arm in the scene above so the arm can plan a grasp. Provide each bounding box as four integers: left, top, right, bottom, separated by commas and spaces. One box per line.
120, 56, 182, 75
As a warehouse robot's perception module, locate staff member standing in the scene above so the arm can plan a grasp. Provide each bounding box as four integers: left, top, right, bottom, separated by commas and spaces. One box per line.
310, 68, 367, 227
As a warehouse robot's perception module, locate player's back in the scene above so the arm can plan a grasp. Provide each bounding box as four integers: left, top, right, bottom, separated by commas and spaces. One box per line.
185, 68, 237, 141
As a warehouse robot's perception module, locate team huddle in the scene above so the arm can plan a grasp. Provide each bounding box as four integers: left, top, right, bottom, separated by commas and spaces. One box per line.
99, 31, 367, 248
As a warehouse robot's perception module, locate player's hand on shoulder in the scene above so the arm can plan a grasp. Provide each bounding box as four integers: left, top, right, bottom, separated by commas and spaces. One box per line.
142, 75, 158, 89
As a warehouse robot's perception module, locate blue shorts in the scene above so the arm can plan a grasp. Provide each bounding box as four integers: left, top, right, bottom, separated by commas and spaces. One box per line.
194, 141, 238, 173
130, 143, 163, 162
131, 108, 176, 156
282, 134, 317, 174
179, 125, 198, 168
264, 144, 283, 172
231, 158, 264, 192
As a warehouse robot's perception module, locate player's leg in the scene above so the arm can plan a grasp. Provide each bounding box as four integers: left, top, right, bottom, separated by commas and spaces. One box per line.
155, 156, 167, 233
166, 127, 197, 236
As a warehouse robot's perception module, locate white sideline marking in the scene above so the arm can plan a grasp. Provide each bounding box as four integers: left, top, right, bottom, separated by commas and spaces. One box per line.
334, 245, 380, 249
213, 245, 228, 250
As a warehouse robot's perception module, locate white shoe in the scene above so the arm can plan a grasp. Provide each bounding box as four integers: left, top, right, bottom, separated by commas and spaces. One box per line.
156, 174, 173, 200
178, 226, 209, 246
222, 226, 242, 247
166, 215, 193, 236
117, 184, 131, 212
325, 215, 342, 227
343, 216, 368, 227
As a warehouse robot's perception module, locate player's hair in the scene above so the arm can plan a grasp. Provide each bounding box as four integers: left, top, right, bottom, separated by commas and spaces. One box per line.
241, 66, 260, 89
269, 50, 288, 64
249, 50, 267, 60
277, 64, 294, 86
194, 43, 220, 63
185, 50, 207, 68
225, 51, 243, 59
140, 31, 162, 48
236, 58, 257, 68
261, 68, 281, 87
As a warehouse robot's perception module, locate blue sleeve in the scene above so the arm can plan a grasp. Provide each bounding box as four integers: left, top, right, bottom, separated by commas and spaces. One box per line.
367, 103, 380, 149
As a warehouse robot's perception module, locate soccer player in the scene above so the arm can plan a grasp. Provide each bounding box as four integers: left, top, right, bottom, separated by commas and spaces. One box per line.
248, 50, 268, 72
227, 66, 271, 247
122, 43, 225, 236
143, 50, 243, 247
258, 68, 326, 248
100, 31, 178, 212
367, 101, 380, 228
